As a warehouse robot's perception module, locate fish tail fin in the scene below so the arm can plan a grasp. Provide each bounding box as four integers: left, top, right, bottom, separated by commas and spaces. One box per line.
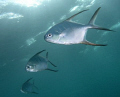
46, 52, 57, 67
46, 52, 48, 59
46, 68, 58, 72
88, 7, 115, 32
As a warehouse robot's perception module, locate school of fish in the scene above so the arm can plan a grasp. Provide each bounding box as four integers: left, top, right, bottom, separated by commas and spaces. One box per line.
21, 7, 114, 94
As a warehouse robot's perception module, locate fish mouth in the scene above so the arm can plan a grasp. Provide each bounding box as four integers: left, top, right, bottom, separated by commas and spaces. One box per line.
26, 68, 36, 72
20, 89, 26, 93
44, 35, 61, 44
26, 65, 35, 72
44, 34, 60, 44
44, 34, 49, 41
44, 37, 55, 43
45, 39, 59, 44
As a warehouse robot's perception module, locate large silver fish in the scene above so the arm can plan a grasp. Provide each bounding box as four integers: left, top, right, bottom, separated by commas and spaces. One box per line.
21, 78, 38, 94
26, 50, 58, 72
44, 7, 114, 46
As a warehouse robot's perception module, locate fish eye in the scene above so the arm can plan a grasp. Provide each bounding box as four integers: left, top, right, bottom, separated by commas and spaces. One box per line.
26, 66, 30, 69
47, 33, 52, 37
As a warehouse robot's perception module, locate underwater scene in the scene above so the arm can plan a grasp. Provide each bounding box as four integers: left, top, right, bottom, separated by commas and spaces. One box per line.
0, 0, 120, 97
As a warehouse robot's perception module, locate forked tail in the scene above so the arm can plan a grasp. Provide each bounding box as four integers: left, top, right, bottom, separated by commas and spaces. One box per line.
82, 7, 114, 46
88, 7, 114, 32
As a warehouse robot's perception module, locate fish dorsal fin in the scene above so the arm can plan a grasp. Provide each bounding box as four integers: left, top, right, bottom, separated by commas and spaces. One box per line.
88, 7, 101, 25
65, 9, 89, 21
33, 50, 46, 57
29, 50, 46, 62
54, 9, 88, 26
26, 78, 33, 83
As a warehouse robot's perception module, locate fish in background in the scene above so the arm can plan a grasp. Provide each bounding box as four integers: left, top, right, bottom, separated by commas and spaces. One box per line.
44, 7, 114, 46
26, 50, 58, 72
21, 78, 38, 94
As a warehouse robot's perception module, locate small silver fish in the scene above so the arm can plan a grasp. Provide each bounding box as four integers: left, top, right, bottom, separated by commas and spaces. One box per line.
44, 7, 114, 46
21, 78, 38, 94
26, 50, 58, 72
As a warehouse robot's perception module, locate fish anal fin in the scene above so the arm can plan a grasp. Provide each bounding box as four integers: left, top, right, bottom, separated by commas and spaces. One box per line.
81, 41, 107, 46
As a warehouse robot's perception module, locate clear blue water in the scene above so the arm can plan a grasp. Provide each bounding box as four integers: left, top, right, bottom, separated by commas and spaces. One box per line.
0, 0, 120, 97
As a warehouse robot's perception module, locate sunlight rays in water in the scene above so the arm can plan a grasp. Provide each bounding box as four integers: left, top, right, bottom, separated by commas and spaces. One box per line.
13, 0, 42, 7
69, 0, 96, 12
0, 12, 23, 19
0, 0, 52, 7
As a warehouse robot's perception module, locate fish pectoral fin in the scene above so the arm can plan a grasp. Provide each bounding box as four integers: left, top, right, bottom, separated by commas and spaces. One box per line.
46, 68, 58, 72
81, 41, 107, 46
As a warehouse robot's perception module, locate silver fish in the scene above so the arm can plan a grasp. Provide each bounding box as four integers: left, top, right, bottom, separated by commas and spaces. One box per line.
26, 50, 58, 72
21, 78, 38, 94
44, 7, 114, 46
